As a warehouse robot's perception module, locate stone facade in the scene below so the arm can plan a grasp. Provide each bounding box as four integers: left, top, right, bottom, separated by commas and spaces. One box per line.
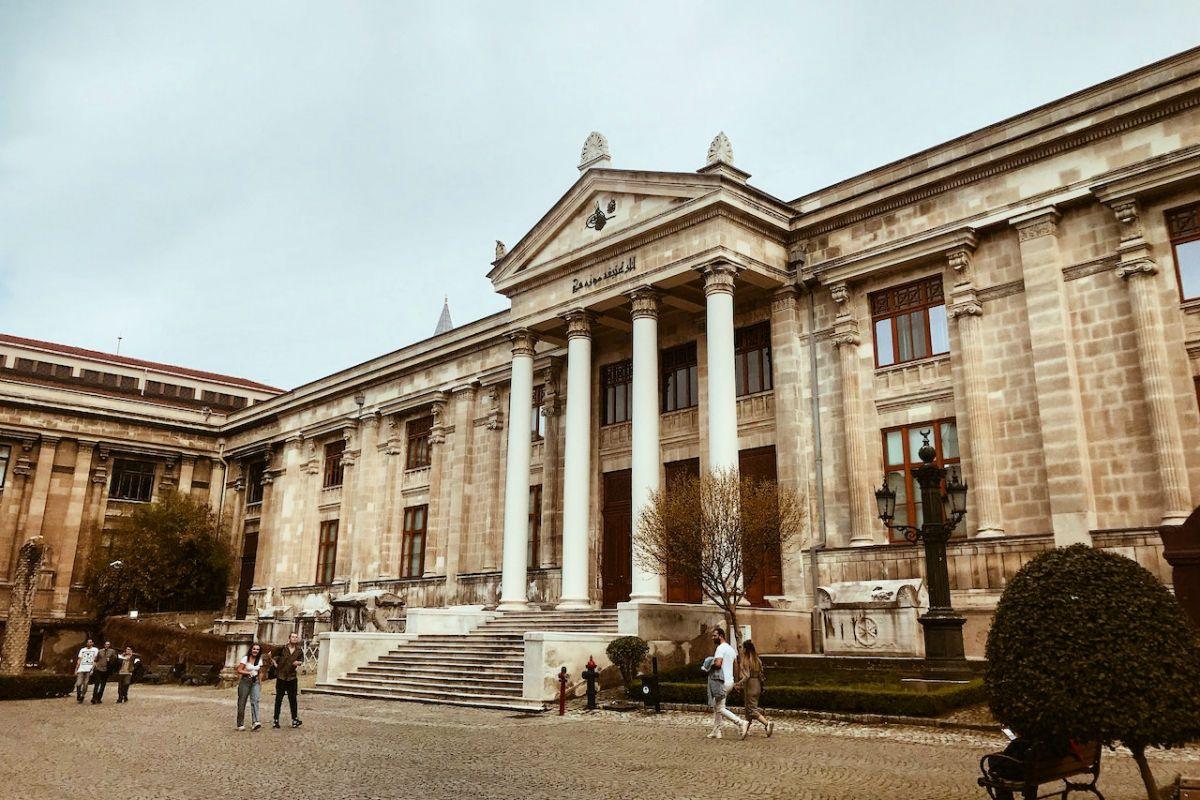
6, 48, 1200, 659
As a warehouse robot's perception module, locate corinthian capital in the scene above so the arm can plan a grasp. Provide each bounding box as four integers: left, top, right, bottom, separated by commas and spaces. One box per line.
507, 329, 538, 357
700, 262, 738, 296
561, 309, 595, 339
627, 286, 660, 319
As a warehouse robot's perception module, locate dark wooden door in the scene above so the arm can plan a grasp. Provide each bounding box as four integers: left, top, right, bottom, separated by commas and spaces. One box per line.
740, 446, 784, 607
601, 469, 632, 608
235, 527, 259, 620
664, 458, 703, 604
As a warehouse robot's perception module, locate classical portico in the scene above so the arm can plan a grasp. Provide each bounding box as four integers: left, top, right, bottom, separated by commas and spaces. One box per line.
488, 132, 794, 609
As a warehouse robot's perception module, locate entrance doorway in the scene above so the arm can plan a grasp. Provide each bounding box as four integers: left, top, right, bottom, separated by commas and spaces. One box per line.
601, 469, 632, 607
235, 524, 259, 620
664, 458, 703, 603
740, 446, 784, 606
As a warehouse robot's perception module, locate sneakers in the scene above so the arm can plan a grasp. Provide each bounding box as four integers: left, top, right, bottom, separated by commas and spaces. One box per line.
740, 720, 751, 740
252, 722, 262, 731
766, 721, 774, 738
291, 719, 303, 729
236, 725, 246, 731
272, 720, 281, 729
706, 730, 722, 739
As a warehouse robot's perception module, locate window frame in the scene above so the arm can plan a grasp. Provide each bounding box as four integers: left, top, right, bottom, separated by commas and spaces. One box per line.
0, 444, 9, 490
1166, 202, 1200, 302
322, 439, 346, 488
400, 505, 428, 578
528, 484, 543, 569
244, 460, 265, 506
600, 359, 633, 426
315, 519, 339, 585
660, 342, 699, 413
880, 418, 961, 543
405, 415, 434, 470
734, 322, 773, 397
108, 458, 156, 503
869, 275, 950, 368
531, 385, 546, 441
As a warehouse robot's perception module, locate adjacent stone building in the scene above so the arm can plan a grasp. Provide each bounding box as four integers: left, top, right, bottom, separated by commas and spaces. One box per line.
6, 47, 1200, 665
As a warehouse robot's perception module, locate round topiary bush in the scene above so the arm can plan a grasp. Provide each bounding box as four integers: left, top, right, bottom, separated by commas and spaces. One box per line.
985, 544, 1200, 799
606, 636, 649, 687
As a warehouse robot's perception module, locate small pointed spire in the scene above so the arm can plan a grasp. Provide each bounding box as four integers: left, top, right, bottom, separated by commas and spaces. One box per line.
434, 296, 454, 335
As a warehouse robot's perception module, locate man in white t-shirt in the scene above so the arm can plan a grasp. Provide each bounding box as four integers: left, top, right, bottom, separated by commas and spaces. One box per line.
74, 638, 99, 704
706, 627, 749, 740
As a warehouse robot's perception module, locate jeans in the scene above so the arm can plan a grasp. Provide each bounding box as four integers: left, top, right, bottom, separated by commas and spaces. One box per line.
74, 671, 91, 699
274, 678, 298, 722
117, 674, 133, 702
236, 677, 260, 727
91, 672, 110, 702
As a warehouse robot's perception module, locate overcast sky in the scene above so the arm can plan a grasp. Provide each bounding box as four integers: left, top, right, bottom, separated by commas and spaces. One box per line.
1, 3, 1196, 390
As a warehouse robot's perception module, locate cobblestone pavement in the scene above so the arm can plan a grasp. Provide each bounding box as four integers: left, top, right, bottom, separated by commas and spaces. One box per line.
4, 686, 1197, 800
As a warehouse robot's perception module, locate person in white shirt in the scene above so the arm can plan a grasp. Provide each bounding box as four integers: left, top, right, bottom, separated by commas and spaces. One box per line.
235, 643, 265, 731
73, 638, 99, 704
705, 627, 749, 740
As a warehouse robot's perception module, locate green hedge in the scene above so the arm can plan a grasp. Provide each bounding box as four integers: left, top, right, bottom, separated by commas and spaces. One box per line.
0, 674, 76, 701
103, 616, 225, 668
658, 679, 986, 717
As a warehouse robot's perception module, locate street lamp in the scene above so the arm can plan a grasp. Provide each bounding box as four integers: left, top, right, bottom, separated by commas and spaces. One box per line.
874, 430, 971, 680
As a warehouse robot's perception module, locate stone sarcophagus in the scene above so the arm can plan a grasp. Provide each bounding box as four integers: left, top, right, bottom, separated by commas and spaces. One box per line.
816, 579, 927, 657
330, 590, 405, 633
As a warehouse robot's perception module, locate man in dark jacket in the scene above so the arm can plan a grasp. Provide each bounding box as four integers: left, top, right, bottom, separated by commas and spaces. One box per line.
91, 641, 119, 704
272, 632, 304, 729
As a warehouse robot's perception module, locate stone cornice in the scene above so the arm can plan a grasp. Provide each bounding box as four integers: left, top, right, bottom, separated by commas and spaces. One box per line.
1090, 145, 1200, 205
297, 415, 359, 441
375, 389, 449, 419
810, 227, 977, 284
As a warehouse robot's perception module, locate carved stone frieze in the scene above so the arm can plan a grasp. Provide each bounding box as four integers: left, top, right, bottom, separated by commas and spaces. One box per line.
1012, 208, 1060, 242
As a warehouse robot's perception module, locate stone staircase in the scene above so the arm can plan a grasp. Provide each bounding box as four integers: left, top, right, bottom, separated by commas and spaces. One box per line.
311, 609, 619, 712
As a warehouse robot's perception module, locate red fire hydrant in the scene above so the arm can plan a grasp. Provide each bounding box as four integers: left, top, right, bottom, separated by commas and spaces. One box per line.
558, 666, 569, 715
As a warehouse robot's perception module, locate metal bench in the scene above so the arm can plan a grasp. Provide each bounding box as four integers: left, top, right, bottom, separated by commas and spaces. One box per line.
978, 740, 1104, 799
145, 664, 177, 685
182, 663, 216, 686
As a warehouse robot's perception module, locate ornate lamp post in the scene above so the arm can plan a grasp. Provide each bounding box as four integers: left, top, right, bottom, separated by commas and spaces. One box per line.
874, 431, 971, 679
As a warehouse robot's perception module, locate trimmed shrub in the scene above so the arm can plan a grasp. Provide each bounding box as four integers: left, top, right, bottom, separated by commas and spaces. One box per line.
0, 674, 75, 701
985, 544, 1200, 800
658, 679, 984, 717
102, 616, 225, 668
606, 636, 650, 686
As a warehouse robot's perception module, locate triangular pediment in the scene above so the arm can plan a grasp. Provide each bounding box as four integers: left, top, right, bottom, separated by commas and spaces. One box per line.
489, 169, 720, 291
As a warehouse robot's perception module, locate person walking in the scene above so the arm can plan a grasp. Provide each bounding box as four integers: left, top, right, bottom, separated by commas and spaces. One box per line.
705, 627, 749, 740
735, 639, 773, 738
235, 643, 265, 731
115, 646, 141, 704
73, 638, 99, 704
272, 632, 304, 729
90, 640, 119, 704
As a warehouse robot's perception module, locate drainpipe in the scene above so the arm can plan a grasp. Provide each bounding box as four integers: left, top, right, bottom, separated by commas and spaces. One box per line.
806, 282, 828, 654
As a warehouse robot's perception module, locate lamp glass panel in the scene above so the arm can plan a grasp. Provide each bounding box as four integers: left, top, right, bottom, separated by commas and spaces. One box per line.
886, 471, 908, 527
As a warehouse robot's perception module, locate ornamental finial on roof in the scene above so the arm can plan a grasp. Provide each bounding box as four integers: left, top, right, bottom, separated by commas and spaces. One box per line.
434, 296, 454, 336
495, 240, 506, 260
578, 131, 611, 172
707, 131, 733, 165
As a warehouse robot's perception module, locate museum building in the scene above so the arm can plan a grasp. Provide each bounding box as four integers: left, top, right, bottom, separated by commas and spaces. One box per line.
4, 48, 1200, 691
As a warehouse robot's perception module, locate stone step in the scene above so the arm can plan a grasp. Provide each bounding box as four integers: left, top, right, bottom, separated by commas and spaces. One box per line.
358, 664, 525, 680
343, 675, 525, 696
389, 642, 526, 653
372, 655, 523, 669
321, 680, 537, 708
309, 684, 544, 714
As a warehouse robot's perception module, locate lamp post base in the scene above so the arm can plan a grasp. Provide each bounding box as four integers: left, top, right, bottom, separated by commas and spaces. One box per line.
919, 611, 971, 680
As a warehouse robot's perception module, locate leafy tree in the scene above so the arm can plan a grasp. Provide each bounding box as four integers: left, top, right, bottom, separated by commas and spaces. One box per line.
985, 544, 1200, 800
606, 636, 649, 686
82, 491, 233, 619
635, 468, 805, 649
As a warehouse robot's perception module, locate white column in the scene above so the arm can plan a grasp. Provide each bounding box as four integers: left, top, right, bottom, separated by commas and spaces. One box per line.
557, 310, 594, 609
702, 264, 740, 472
498, 330, 537, 610
629, 287, 663, 604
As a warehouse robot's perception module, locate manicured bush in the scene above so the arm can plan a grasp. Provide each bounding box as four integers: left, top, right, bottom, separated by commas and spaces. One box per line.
0, 674, 75, 701
606, 636, 650, 686
658, 679, 984, 717
102, 616, 226, 669
985, 544, 1200, 800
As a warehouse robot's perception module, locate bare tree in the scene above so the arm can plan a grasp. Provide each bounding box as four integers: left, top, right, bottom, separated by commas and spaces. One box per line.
635, 468, 806, 648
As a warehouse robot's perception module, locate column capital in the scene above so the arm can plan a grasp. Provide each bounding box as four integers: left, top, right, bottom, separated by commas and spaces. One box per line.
451, 381, 480, 398
699, 262, 739, 295
771, 285, 798, 313
506, 329, 538, 357
626, 286, 661, 319
429, 396, 449, 445
1010, 206, 1060, 241
1116, 257, 1159, 281
831, 318, 861, 348
949, 298, 983, 318
946, 244, 975, 274
560, 308, 595, 339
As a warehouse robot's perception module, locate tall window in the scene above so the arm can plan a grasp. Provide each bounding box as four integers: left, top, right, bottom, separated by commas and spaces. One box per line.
109, 459, 155, 502
322, 439, 345, 488
531, 385, 546, 441
870, 276, 949, 367
316, 520, 339, 584
661, 342, 699, 413
735, 322, 773, 396
245, 460, 265, 506
528, 484, 543, 568
401, 505, 427, 578
1167, 203, 1200, 301
0, 444, 9, 489
405, 416, 433, 469
881, 419, 960, 540
601, 359, 633, 425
